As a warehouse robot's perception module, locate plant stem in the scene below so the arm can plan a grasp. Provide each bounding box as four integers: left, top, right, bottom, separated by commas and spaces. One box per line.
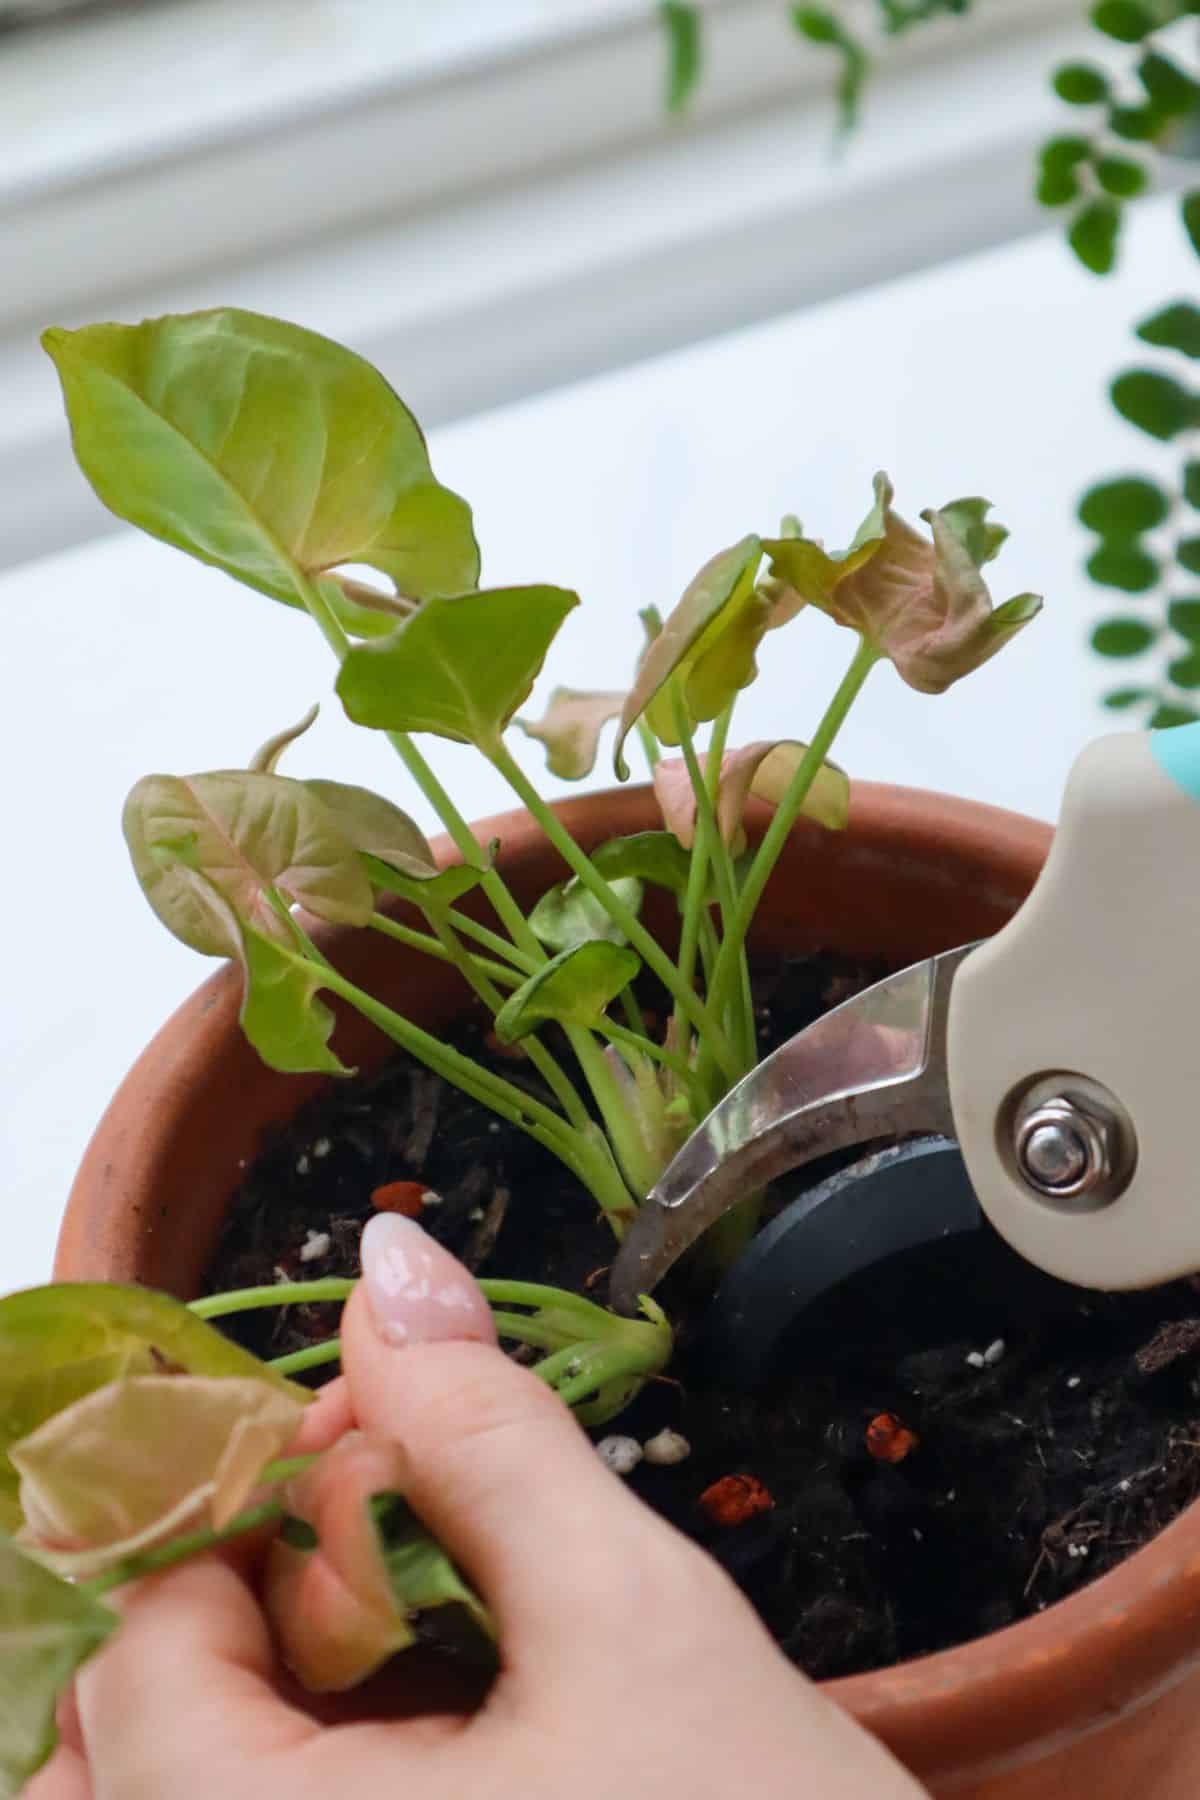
191, 1278, 356, 1319
599, 1017, 701, 1091
707, 635, 880, 1026
636, 717, 661, 771
258, 1454, 319, 1485
368, 911, 520, 987
82, 1498, 285, 1597
488, 739, 741, 1081
269, 1340, 343, 1377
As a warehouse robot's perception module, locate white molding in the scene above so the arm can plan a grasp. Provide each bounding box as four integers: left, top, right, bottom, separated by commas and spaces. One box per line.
1, 0, 1110, 569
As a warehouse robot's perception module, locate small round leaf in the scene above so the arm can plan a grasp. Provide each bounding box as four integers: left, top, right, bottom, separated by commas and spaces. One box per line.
1078, 477, 1168, 534
1053, 63, 1110, 105
1110, 369, 1196, 439
1090, 0, 1155, 41
1095, 155, 1148, 197
1139, 51, 1197, 116
1041, 135, 1093, 171
1177, 537, 1200, 574
1103, 686, 1154, 709
1136, 302, 1200, 359
1038, 166, 1080, 207
1108, 102, 1166, 141
1069, 199, 1120, 274
1169, 651, 1200, 688
1151, 701, 1200, 727
1090, 618, 1157, 655
1168, 598, 1200, 640
1184, 461, 1200, 508
1085, 540, 1159, 591
1185, 191, 1200, 258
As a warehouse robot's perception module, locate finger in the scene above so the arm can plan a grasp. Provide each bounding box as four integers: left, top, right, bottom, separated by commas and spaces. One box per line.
290, 1377, 352, 1456
342, 1216, 698, 1672
76, 1557, 316, 1794
23, 1746, 91, 1800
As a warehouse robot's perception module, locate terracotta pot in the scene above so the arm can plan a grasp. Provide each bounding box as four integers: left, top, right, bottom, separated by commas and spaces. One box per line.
57, 783, 1200, 1799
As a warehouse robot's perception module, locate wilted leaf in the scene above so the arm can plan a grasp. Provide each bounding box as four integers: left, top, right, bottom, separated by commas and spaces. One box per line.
0, 1535, 115, 1800
239, 927, 350, 1075
0, 1284, 305, 1536
517, 688, 626, 779
43, 310, 479, 610
494, 942, 641, 1042
529, 877, 644, 951
124, 770, 373, 958
250, 704, 320, 774
766, 475, 1041, 693
614, 536, 763, 776
338, 586, 578, 750
653, 742, 847, 852
14, 1376, 304, 1576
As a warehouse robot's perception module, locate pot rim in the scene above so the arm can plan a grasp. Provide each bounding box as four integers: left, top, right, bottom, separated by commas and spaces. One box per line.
55, 779, 1200, 1787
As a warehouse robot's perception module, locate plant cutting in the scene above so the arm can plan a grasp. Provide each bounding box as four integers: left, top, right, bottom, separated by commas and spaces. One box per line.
25, 304, 1200, 1799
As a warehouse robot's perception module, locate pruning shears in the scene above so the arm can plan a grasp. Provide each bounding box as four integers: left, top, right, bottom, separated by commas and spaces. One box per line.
610, 723, 1200, 1384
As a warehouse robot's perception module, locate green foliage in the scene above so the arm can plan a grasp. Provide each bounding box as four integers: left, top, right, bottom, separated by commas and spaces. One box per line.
1078, 477, 1169, 533
1091, 1, 1156, 41
1086, 540, 1160, 591
495, 942, 642, 1042
791, 7, 868, 132
373, 1496, 494, 1647
660, 1, 701, 112
0, 1537, 115, 1800
1053, 63, 1110, 105
239, 928, 349, 1075
1069, 199, 1121, 273
1111, 369, 1197, 439
42, 311, 478, 616
337, 586, 579, 749
529, 877, 644, 951
1095, 154, 1149, 197
1091, 618, 1158, 655
1137, 303, 1200, 358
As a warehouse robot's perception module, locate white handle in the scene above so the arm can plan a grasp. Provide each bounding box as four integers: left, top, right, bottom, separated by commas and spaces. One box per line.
947, 727, 1200, 1291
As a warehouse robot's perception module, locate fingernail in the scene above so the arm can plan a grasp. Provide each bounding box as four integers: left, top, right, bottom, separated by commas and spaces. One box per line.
360, 1213, 498, 1349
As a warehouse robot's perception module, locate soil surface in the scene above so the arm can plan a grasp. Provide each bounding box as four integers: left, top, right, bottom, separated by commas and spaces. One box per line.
206, 953, 1200, 1680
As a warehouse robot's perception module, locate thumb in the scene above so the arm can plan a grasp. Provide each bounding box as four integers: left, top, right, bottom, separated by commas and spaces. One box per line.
341, 1215, 696, 1675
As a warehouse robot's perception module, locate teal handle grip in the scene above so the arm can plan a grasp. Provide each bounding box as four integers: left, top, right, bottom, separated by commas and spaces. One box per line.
1151, 720, 1200, 804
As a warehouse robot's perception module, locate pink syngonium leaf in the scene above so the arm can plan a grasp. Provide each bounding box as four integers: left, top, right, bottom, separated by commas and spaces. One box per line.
517, 687, 628, 780
764, 475, 1041, 694
653, 742, 849, 854
13, 1376, 305, 1578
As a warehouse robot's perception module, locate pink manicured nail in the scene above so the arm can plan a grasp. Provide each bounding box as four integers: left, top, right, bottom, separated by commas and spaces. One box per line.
360, 1213, 498, 1349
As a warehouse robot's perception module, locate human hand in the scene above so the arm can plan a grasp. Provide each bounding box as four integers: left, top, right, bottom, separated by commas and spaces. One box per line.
33, 1214, 928, 1800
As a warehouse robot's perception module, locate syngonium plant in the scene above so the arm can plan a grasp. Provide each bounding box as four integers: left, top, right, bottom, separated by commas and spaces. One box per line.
0, 308, 1039, 1797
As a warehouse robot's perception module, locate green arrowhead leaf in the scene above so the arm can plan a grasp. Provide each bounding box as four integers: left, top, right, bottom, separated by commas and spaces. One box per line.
1078, 477, 1169, 534
529, 877, 644, 951
373, 1496, 493, 1646
588, 831, 693, 897
239, 927, 349, 1075
614, 535, 763, 777
337, 586, 579, 750
124, 770, 373, 957
0, 1536, 116, 1800
1085, 539, 1160, 591
494, 942, 641, 1043
517, 688, 627, 780
1091, 617, 1157, 656
1137, 302, 1200, 359
1111, 369, 1199, 439
361, 854, 484, 908
0, 1284, 306, 1535
43, 310, 478, 611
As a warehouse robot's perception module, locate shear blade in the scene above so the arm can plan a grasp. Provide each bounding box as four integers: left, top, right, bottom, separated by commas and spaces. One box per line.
695, 1137, 980, 1389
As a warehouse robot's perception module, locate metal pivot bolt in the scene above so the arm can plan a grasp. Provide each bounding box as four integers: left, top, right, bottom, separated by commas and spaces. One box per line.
1011, 1088, 1129, 1206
